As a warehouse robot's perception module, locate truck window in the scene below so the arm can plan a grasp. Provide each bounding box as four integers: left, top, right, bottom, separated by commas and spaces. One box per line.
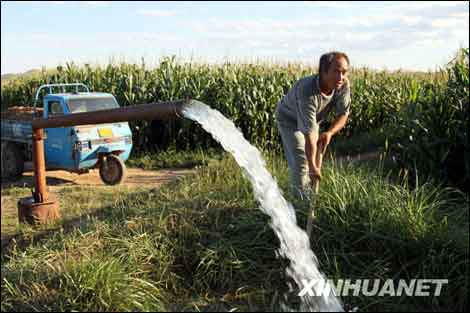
48, 100, 64, 116
67, 97, 120, 113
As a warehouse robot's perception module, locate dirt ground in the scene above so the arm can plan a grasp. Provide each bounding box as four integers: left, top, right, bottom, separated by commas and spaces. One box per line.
1, 162, 194, 191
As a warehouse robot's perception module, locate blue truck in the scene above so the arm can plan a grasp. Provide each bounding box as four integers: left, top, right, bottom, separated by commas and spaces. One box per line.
1, 83, 133, 185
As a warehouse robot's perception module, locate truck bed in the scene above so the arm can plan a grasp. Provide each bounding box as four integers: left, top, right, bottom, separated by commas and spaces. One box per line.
1, 106, 43, 120
1, 106, 39, 143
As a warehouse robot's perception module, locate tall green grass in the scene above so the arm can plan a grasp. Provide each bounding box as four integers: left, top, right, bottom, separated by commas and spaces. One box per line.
314, 157, 468, 311
2, 153, 467, 311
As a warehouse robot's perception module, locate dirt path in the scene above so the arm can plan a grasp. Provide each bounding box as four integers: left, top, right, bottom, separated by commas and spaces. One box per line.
1, 163, 195, 191
333, 150, 382, 163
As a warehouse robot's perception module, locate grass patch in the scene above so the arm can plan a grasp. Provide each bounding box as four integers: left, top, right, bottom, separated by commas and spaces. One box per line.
311, 157, 468, 311
1, 187, 31, 236
1, 153, 468, 311
127, 146, 224, 170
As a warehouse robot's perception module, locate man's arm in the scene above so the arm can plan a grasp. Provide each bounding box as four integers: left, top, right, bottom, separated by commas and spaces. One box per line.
329, 113, 349, 135
318, 113, 349, 153
305, 131, 322, 180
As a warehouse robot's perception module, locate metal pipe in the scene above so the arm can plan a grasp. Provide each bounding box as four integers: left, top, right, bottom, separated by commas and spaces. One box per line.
32, 99, 190, 130
32, 128, 48, 203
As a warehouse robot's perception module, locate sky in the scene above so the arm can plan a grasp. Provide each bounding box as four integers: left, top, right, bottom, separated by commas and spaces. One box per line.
1, 1, 469, 74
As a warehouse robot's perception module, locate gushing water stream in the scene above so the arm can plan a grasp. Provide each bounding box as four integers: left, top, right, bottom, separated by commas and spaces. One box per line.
182, 100, 343, 312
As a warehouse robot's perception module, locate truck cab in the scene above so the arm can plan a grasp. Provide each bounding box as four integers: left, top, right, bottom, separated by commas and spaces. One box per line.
42, 85, 133, 185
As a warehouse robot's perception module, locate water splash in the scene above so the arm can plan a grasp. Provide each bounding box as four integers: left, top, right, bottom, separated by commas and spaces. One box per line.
182, 100, 343, 312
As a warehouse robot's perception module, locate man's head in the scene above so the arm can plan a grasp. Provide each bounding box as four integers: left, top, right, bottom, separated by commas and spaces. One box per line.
319, 51, 350, 91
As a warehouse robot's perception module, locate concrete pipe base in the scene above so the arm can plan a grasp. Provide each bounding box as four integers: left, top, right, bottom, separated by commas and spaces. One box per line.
18, 195, 60, 224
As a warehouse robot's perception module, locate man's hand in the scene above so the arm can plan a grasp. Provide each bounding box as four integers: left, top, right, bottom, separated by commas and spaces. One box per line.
309, 166, 322, 185
318, 131, 333, 154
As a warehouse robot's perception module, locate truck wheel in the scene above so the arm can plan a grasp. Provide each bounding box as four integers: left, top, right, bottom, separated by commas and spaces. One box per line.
99, 154, 126, 185
1, 141, 25, 180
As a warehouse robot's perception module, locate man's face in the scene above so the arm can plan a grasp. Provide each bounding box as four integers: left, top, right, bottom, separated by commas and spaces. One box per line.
324, 57, 349, 90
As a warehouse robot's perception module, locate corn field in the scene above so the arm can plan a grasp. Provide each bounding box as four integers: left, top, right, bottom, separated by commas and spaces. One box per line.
0, 56, 446, 152
388, 48, 469, 190
1, 50, 467, 188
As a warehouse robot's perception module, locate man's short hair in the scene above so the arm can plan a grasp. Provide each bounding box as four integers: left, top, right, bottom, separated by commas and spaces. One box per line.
319, 51, 350, 75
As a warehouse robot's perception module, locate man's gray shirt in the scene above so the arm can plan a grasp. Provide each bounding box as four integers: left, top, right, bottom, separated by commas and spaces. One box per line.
275, 74, 351, 134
